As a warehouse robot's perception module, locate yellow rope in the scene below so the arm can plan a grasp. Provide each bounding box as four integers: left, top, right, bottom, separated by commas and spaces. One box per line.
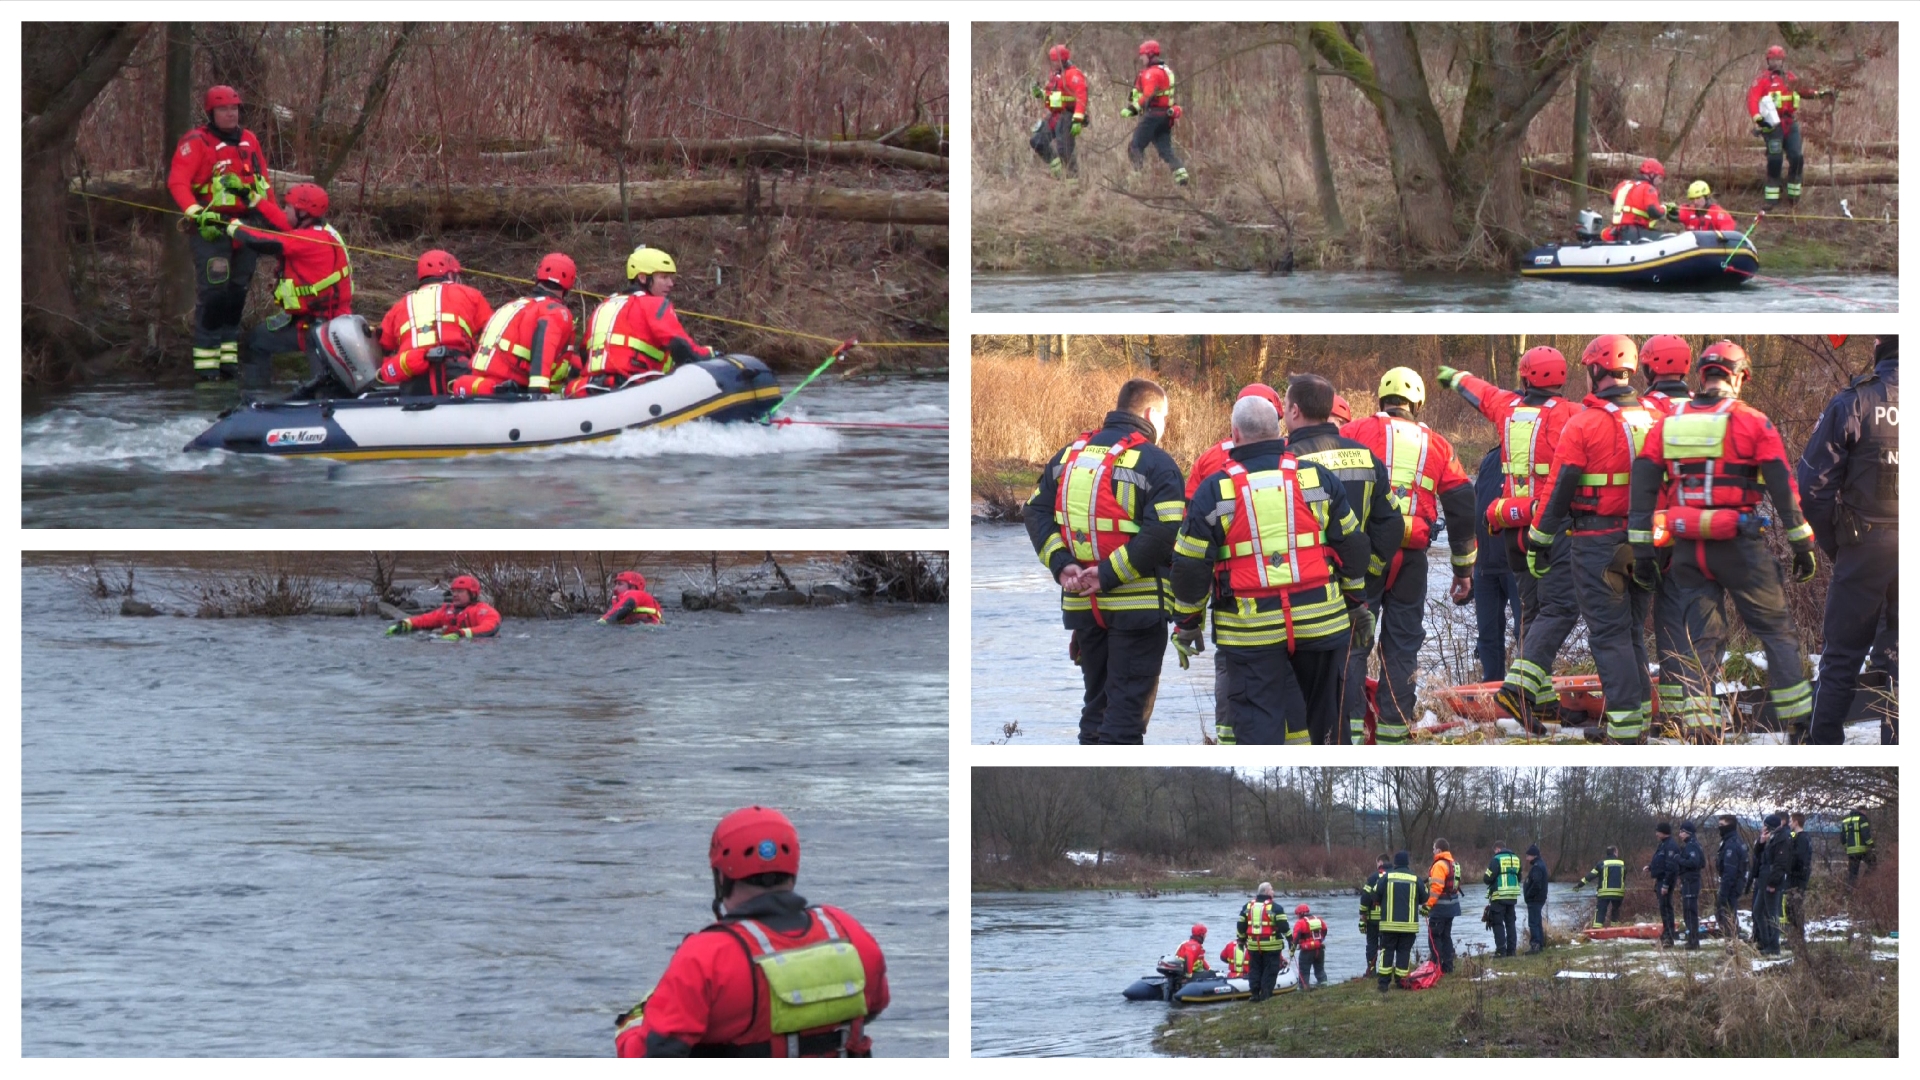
1522, 165, 1895, 224
70, 188, 944, 348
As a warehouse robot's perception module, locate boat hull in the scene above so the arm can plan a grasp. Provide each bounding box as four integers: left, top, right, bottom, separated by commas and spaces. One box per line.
184, 355, 781, 460
1521, 231, 1757, 287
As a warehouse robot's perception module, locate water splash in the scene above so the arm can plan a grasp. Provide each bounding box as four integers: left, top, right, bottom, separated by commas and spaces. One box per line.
20, 410, 228, 472
535, 417, 841, 459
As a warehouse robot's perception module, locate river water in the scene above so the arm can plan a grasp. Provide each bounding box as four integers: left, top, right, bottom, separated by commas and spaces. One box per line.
20, 569, 948, 1057
972, 270, 1898, 313
21, 377, 948, 529
972, 523, 1473, 745
973, 886, 1596, 1057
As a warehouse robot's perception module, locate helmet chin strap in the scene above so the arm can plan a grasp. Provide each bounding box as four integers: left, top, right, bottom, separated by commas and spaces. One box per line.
712, 868, 731, 920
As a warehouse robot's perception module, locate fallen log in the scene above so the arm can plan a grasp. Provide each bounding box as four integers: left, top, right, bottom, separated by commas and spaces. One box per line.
1525, 152, 1896, 191
627, 136, 946, 171
73, 175, 949, 229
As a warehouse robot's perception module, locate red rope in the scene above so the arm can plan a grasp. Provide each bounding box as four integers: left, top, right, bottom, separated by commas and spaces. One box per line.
769, 418, 948, 430
1722, 266, 1894, 309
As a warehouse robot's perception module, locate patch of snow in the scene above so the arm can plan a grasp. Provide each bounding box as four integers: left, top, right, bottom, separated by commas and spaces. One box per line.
1556, 970, 1619, 980
1752, 956, 1794, 971
1494, 718, 1526, 736
1746, 651, 1769, 671
1872, 952, 1899, 962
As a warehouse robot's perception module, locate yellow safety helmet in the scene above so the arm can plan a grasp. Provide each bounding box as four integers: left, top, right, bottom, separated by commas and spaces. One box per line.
625, 247, 679, 281
1687, 180, 1712, 200
1379, 366, 1426, 407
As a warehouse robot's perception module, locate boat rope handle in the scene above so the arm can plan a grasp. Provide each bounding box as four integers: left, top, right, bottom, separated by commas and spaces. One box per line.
1521, 166, 1895, 224
68, 189, 943, 349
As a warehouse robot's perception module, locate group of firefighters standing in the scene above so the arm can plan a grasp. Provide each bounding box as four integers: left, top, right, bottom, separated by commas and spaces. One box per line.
1168, 888, 1331, 999
1028, 39, 1188, 185
1026, 335, 1897, 746
168, 84, 711, 396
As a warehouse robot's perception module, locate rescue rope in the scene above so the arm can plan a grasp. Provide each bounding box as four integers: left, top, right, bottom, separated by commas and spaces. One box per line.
1521, 165, 1896, 224
1719, 266, 1894, 309
763, 340, 855, 421
68, 188, 945, 349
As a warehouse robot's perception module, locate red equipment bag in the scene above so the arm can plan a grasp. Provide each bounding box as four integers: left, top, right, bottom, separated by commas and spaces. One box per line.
1485, 496, 1534, 533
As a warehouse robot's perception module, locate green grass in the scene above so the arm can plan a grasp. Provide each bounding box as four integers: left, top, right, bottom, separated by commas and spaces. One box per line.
1156, 938, 1896, 1057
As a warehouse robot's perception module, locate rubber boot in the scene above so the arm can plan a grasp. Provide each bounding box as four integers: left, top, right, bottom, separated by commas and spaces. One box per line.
1172, 166, 1190, 186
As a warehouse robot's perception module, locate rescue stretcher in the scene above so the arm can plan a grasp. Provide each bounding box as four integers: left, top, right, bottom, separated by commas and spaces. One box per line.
1577, 923, 1665, 941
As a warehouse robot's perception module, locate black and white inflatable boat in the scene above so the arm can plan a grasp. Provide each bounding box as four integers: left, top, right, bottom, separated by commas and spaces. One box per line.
1521, 210, 1757, 288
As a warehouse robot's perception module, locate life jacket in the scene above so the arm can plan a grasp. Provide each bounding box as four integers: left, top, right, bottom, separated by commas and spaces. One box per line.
1132, 63, 1176, 111
1431, 852, 1459, 901
1678, 204, 1738, 232
1841, 814, 1870, 855
1399, 959, 1443, 990
702, 908, 869, 1058
1218, 457, 1333, 598
1243, 899, 1284, 949
1379, 871, 1422, 933
1054, 430, 1151, 567
1642, 384, 1690, 418
1840, 370, 1898, 523
1749, 70, 1802, 122
1489, 851, 1522, 900
1362, 871, 1387, 921
1610, 179, 1659, 228
272, 224, 353, 318
585, 292, 673, 375
1597, 858, 1626, 898
1219, 940, 1248, 977
1658, 397, 1763, 511
1175, 938, 1209, 975
179, 126, 269, 213
1376, 415, 1441, 549
1500, 399, 1564, 501
1044, 66, 1087, 114
471, 298, 539, 382
1570, 400, 1655, 519
1300, 915, 1327, 948
396, 282, 478, 354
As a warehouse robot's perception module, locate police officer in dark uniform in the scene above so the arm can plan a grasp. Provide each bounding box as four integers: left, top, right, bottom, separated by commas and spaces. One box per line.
1713, 813, 1749, 939
1648, 822, 1679, 947
1026, 379, 1188, 744
1674, 822, 1706, 950
1786, 812, 1814, 946
1281, 373, 1403, 742
1798, 335, 1899, 745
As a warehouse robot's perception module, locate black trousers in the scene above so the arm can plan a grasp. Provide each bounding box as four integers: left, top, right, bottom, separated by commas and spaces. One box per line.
1127, 111, 1184, 172
1752, 888, 1783, 955
1658, 883, 1677, 942
1594, 895, 1622, 926
1785, 886, 1807, 944
1219, 641, 1299, 746
1526, 902, 1546, 949
1075, 624, 1165, 744
1377, 930, 1415, 985
1246, 947, 1283, 1001
1810, 534, 1898, 744
1363, 922, 1380, 972
1357, 551, 1430, 740
1427, 914, 1456, 972
240, 316, 327, 391
1474, 565, 1522, 682
1681, 883, 1702, 942
1848, 852, 1873, 884
1505, 531, 1581, 713
190, 231, 260, 360
1028, 111, 1077, 173
1762, 120, 1805, 199
1567, 531, 1652, 740
1669, 535, 1809, 738
1488, 900, 1518, 956
1716, 884, 1742, 937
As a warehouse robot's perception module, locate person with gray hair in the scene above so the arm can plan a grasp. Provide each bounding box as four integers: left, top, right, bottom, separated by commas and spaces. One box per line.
1171, 396, 1370, 743
1236, 881, 1291, 1001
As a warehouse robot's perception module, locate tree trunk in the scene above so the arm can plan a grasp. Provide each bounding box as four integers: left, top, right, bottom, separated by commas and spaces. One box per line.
315, 24, 417, 188
160, 24, 195, 329
1295, 24, 1345, 237
1571, 52, 1593, 210
1350, 24, 1458, 257
1524, 152, 1896, 190
628, 135, 948, 172
21, 22, 152, 377
77, 175, 950, 229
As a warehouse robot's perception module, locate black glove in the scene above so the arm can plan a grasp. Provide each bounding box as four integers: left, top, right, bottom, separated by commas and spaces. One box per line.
1791, 548, 1818, 583
1632, 556, 1661, 592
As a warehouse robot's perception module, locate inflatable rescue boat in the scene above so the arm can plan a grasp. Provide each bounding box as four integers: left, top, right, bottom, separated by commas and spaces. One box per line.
1521, 210, 1757, 288
1122, 958, 1292, 1004
185, 314, 782, 460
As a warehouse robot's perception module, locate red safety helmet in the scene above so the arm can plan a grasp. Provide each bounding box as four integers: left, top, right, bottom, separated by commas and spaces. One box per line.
416, 249, 461, 280
283, 183, 329, 219
1331, 394, 1352, 423
204, 85, 243, 111
449, 574, 482, 597
1295, 903, 1311, 916
1695, 340, 1751, 380
1640, 334, 1693, 377
1639, 158, 1665, 180
1049, 44, 1070, 64
536, 252, 577, 291
1236, 382, 1283, 412
1518, 345, 1569, 389
1580, 334, 1638, 373
1191, 923, 1206, 938
1767, 45, 1786, 60
710, 805, 800, 879
1140, 39, 1162, 58
613, 570, 647, 590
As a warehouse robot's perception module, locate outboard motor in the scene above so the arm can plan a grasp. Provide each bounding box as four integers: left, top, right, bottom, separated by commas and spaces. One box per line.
312, 314, 382, 396
1574, 208, 1603, 243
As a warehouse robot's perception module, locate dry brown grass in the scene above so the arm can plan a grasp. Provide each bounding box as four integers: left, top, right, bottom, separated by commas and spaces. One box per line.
972, 22, 1897, 271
